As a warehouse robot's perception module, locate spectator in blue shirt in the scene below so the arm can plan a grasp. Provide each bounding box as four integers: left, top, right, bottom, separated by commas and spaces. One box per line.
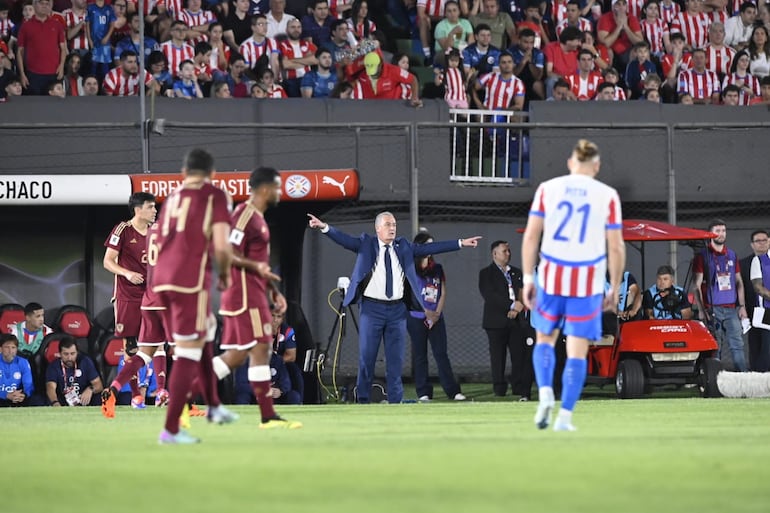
86, 0, 116, 82
0, 334, 42, 407
301, 47, 338, 97
301, 0, 333, 47
173, 59, 204, 98
114, 12, 159, 64
463, 23, 502, 77
509, 27, 546, 101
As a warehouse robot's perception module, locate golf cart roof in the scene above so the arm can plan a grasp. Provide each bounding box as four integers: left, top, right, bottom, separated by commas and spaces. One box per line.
622, 220, 717, 242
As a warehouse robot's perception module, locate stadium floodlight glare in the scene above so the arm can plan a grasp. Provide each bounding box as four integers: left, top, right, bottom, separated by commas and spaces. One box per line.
650, 352, 700, 362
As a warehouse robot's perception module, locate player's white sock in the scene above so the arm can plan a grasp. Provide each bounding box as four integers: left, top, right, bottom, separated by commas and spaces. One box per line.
212, 356, 231, 380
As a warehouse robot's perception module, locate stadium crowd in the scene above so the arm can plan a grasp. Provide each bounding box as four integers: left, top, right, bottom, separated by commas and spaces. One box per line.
2, 0, 770, 105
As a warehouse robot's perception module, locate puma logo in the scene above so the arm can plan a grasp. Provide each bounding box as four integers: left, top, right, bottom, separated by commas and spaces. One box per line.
322, 176, 350, 196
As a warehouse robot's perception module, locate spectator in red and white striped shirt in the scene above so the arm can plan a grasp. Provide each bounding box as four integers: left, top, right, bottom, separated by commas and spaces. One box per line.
659, 0, 681, 25
278, 18, 317, 97
677, 47, 721, 103
565, 48, 603, 100
179, 0, 216, 45
63, 0, 88, 54
417, 0, 447, 63
473, 51, 526, 110
704, 21, 735, 77
239, 13, 281, 76
259, 67, 287, 97
602, 67, 628, 99
722, 49, 760, 103
662, 31, 693, 100
670, 0, 712, 50
0, 2, 15, 43
556, 0, 593, 38
436, 48, 468, 108
103, 49, 158, 96
161, 20, 195, 77
640, 0, 671, 58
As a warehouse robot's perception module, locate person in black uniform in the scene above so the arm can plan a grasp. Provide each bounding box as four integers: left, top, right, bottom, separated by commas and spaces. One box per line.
478, 240, 534, 400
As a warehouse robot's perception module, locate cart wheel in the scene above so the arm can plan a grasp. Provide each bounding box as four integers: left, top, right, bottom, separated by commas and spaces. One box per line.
616, 359, 645, 399
699, 357, 723, 398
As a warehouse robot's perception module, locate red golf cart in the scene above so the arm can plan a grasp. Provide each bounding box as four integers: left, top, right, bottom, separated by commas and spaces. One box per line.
586, 220, 723, 399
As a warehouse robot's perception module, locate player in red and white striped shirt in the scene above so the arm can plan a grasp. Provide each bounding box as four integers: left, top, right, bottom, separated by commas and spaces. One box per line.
704, 22, 735, 76
523, 139, 624, 432
279, 18, 317, 96
63, 0, 89, 52
722, 50, 761, 104
161, 21, 195, 77
178, 0, 216, 45
640, 0, 670, 57
239, 14, 281, 75
103, 50, 158, 96
678, 48, 721, 102
473, 52, 526, 110
555, 1, 592, 38
670, 0, 712, 49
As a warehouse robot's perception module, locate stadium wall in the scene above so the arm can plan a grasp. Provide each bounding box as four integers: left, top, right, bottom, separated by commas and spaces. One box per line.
2, 99, 769, 386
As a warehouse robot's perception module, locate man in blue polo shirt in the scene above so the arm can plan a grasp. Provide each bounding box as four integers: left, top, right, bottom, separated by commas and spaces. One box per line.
0, 334, 42, 406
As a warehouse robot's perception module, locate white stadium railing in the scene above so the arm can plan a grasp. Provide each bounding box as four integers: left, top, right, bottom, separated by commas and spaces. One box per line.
448, 109, 530, 185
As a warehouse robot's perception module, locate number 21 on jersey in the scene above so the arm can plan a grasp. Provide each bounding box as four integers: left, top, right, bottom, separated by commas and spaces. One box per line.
553, 201, 591, 244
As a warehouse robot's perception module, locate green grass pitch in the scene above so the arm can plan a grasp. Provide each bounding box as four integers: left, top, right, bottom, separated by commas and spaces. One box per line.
5, 395, 770, 513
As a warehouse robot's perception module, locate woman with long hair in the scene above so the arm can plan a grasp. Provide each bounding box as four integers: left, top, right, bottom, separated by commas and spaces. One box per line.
62, 52, 84, 97
748, 25, 770, 78
407, 231, 465, 402
722, 50, 761, 105
347, 0, 377, 43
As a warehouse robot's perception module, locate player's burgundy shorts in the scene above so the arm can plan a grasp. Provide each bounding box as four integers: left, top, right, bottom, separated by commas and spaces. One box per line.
138, 308, 172, 346
220, 304, 273, 350
114, 299, 142, 338
156, 290, 210, 341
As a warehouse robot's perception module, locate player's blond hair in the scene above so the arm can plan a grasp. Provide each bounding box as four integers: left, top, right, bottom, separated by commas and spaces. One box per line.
573, 139, 600, 163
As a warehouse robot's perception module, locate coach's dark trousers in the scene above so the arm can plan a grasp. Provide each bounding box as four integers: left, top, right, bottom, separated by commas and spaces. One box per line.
358, 299, 407, 404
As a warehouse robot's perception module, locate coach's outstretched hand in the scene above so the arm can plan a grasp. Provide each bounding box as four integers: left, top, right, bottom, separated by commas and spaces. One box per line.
460, 236, 482, 248
307, 213, 327, 230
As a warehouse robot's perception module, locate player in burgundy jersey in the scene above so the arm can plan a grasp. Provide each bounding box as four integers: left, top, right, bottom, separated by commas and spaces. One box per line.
211, 166, 301, 430
154, 148, 236, 444
103, 192, 156, 348
102, 223, 173, 418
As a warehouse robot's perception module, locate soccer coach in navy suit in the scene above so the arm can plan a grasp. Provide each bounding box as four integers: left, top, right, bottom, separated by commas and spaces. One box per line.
308, 212, 481, 403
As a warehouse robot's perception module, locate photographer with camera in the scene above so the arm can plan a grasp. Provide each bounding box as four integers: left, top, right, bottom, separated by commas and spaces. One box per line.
642, 265, 693, 320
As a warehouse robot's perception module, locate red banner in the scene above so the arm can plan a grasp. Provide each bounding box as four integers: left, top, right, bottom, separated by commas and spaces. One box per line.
130, 169, 359, 202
